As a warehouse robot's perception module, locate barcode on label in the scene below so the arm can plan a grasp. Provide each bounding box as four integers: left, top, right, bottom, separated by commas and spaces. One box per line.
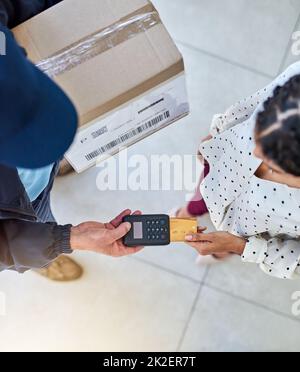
85, 111, 170, 161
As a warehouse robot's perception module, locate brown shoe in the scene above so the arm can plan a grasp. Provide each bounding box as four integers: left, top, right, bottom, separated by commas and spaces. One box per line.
57, 159, 74, 177
36, 256, 83, 282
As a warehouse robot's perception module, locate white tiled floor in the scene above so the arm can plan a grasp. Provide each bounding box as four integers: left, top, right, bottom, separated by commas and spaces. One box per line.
1, 0, 300, 352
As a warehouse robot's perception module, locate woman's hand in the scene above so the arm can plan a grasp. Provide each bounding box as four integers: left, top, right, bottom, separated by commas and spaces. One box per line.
201, 134, 213, 143
70, 210, 143, 257
185, 231, 247, 256
198, 134, 213, 162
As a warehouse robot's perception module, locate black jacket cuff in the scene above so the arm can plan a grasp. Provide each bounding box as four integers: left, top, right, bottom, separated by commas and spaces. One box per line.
53, 224, 73, 254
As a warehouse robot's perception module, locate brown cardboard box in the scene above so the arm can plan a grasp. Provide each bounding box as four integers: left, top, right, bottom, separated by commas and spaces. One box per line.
13, 0, 189, 172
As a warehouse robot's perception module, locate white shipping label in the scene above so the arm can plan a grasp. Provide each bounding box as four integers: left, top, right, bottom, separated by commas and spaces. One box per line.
66, 74, 189, 173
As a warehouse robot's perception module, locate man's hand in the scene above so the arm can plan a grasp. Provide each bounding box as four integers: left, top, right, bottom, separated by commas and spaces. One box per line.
185, 231, 247, 256
70, 210, 143, 257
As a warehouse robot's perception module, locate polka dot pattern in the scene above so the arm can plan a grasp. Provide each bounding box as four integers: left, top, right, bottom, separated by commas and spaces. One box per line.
199, 62, 300, 279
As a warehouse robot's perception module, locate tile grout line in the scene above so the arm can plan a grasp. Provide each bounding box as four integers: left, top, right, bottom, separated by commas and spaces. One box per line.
205, 283, 300, 324
176, 266, 211, 352
131, 256, 202, 284
278, 12, 300, 74
175, 39, 275, 80
133, 255, 300, 325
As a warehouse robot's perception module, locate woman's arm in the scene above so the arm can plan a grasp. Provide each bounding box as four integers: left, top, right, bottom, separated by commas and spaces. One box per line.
242, 235, 300, 280
185, 231, 300, 280
185, 231, 247, 257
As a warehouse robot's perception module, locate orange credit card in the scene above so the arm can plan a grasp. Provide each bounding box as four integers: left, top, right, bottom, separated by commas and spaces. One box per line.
170, 218, 198, 242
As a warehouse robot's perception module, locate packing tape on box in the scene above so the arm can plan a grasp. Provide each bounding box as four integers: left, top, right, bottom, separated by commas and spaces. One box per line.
36, 9, 161, 78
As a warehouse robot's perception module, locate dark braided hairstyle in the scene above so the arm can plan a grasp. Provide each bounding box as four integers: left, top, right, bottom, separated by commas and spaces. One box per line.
255, 74, 300, 176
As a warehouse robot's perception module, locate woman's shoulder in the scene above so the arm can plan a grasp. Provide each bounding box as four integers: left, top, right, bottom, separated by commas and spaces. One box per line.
284, 61, 300, 75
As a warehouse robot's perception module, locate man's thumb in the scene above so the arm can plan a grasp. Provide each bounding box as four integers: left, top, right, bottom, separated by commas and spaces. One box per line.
109, 222, 131, 241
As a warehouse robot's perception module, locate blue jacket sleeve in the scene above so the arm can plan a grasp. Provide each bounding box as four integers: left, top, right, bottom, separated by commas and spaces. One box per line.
0, 0, 62, 27
0, 1, 72, 273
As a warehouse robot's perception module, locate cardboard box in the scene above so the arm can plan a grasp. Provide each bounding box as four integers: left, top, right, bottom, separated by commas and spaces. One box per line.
13, 0, 189, 173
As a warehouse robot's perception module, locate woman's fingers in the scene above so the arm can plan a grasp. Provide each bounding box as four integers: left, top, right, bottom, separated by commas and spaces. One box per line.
185, 232, 215, 242
197, 226, 207, 233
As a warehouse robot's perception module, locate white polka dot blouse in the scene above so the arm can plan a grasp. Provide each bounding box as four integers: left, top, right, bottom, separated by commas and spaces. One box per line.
199, 62, 300, 280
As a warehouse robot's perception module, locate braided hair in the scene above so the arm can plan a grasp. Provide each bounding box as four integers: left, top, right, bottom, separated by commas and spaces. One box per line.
255, 74, 300, 176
